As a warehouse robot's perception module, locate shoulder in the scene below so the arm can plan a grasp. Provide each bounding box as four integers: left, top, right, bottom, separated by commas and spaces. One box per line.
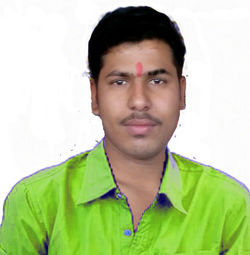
172, 152, 250, 209
7, 150, 91, 205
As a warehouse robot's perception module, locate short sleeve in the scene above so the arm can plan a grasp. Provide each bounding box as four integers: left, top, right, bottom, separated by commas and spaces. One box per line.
222, 189, 250, 254
0, 181, 48, 254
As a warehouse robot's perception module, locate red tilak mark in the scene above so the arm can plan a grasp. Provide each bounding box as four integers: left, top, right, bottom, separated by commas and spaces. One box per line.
136, 62, 143, 77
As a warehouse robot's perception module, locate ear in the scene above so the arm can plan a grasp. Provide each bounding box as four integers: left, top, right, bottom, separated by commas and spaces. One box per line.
179, 76, 186, 110
90, 78, 100, 116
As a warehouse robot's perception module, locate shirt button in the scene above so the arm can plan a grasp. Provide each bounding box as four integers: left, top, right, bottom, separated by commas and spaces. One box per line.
124, 229, 132, 236
117, 193, 122, 199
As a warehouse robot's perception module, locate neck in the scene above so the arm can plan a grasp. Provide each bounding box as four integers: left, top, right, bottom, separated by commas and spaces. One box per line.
104, 138, 168, 186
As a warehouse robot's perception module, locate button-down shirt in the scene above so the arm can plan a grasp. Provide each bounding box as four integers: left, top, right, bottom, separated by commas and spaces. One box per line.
0, 137, 249, 254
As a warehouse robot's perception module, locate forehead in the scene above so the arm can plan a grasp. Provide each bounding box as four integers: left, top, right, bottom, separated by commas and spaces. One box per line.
106, 39, 173, 56
101, 39, 176, 73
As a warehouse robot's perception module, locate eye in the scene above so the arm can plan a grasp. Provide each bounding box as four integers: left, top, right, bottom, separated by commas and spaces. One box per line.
150, 78, 165, 85
111, 80, 127, 86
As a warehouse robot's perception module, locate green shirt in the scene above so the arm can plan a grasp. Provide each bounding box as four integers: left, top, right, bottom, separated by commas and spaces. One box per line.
0, 138, 249, 254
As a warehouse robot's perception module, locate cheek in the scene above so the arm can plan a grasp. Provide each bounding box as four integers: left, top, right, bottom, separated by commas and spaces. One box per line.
157, 90, 180, 110
98, 91, 124, 116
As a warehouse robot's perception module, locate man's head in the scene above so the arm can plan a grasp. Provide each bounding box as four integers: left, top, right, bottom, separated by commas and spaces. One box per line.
88, 6, 186, 83
88, 6, 186, 162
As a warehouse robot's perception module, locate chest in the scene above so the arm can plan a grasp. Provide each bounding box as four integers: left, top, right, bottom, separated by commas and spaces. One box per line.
117, 182, 159, 230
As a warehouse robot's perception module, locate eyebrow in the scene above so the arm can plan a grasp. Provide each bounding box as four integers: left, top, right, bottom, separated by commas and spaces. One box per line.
105, 68, 171, 79
147, 69, 170, 76
105, 71, 130, 78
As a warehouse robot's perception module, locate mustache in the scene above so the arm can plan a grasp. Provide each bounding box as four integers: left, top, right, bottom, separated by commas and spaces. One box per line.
120, 112, 162, 125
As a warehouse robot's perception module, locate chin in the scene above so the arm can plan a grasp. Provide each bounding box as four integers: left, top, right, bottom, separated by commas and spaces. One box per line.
124, 139, 165, 158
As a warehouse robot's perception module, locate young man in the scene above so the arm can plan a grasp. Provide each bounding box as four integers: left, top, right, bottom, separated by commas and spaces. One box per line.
0, 6, 249, 254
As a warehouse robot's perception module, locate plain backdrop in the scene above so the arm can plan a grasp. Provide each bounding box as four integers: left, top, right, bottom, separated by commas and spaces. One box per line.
1, 0, 250, 221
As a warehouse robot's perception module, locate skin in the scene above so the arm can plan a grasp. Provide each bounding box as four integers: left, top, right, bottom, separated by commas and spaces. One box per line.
90, 39, 186, 189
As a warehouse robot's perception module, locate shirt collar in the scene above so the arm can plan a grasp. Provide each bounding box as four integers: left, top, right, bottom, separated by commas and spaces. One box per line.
76, 137, 187, 215
158, 149, 187, 214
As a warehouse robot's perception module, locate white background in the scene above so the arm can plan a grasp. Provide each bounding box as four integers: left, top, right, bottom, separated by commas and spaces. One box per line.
0, 0, 250, 221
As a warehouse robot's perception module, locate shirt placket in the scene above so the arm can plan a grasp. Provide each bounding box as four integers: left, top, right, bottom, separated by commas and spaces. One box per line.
115, 188, 153, 255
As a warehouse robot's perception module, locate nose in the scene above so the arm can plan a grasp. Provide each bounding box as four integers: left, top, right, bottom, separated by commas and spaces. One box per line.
127, 80, 152, 111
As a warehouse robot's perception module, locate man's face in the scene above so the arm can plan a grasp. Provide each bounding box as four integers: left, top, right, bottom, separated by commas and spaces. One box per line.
90, 39, 186, 161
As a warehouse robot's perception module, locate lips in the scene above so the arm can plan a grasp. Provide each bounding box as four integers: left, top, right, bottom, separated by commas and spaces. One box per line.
123, 119, 157, 135
124, 119, 157, 126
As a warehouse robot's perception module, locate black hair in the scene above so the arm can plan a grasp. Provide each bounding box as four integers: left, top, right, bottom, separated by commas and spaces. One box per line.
88, 6, 186, 82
